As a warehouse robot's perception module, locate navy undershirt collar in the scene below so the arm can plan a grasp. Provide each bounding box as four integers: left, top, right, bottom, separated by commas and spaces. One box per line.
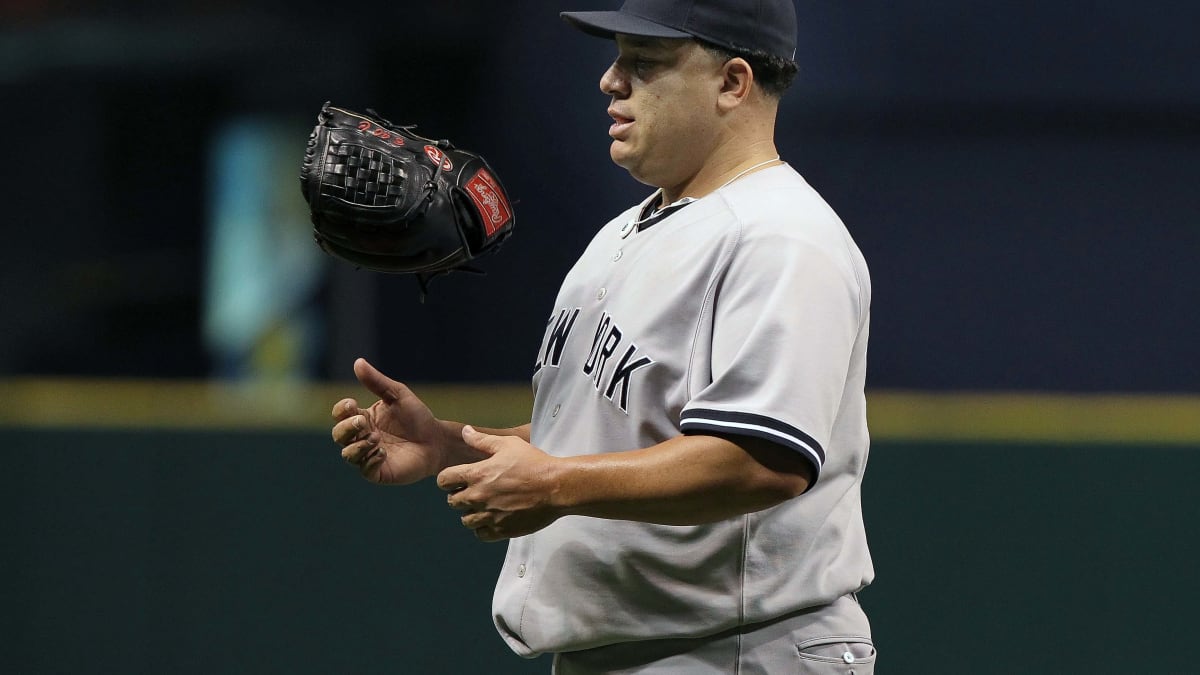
635, 194, 696, 232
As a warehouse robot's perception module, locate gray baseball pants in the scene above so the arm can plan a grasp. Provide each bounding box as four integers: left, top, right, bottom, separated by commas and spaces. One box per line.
552, 594, 875, 674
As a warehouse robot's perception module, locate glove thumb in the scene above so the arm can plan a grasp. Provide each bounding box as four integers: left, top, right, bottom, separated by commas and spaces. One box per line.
353, 358, 406, 402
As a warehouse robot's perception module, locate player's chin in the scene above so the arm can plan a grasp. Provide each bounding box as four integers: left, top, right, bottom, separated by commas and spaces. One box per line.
609, 143, 643, 175
619, 148, 657, 182
611, 153, 658, 188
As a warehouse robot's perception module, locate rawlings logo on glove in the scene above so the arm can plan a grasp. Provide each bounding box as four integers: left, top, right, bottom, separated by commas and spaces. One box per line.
466, 168, 514, 236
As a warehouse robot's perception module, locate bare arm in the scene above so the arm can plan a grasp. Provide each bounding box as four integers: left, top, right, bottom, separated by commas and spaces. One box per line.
332, 361, 810, 538
438, 428, 812, 541
553, 433, 811, 524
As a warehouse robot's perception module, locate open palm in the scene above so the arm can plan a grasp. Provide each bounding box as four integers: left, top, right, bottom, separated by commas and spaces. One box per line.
332, 358, 447, 485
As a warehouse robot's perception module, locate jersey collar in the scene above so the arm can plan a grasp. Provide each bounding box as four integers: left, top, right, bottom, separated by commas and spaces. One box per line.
620, 190, 698, 238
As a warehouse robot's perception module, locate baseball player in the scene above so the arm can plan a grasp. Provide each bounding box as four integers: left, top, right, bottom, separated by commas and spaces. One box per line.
331, 0, 876, 672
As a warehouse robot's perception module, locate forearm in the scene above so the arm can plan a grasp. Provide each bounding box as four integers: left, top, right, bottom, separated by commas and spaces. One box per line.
549, 434, 811, 525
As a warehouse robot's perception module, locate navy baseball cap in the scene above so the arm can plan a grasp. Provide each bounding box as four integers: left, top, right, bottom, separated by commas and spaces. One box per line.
561, 0, 798, 61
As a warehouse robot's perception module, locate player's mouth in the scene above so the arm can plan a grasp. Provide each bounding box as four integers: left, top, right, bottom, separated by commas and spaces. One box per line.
608, 109, 635, 139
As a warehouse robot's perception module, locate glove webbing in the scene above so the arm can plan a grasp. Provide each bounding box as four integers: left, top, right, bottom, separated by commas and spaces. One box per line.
323, 143, 410, 208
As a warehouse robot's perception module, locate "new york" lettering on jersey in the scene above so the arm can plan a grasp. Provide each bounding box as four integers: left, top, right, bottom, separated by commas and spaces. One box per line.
533, 308, 655, 414
583, 312, 654, 413
534, 307, 581, 374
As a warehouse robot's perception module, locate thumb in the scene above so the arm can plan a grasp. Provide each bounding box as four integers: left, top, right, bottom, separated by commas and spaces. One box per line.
353, 357, 406, 402
462, 425, 502, 457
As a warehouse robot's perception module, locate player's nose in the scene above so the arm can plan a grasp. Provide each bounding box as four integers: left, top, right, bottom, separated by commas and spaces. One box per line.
600, 62, 629, 97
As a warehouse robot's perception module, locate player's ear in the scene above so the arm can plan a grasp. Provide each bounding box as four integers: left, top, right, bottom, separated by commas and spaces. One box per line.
717, 57, 754, 111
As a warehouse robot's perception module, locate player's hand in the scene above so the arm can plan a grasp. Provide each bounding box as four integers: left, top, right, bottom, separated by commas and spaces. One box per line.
331, 358, 446, 485
438, 426, 564, 542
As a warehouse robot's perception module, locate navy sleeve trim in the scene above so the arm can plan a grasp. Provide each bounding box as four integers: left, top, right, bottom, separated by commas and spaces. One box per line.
679, 408, 825, 478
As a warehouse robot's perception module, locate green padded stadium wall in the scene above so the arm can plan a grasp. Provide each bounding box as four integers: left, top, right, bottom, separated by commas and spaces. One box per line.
3, 428, 1195, 674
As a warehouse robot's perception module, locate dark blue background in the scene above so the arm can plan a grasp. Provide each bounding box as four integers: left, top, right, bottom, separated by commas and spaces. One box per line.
1, 1, 1196, 391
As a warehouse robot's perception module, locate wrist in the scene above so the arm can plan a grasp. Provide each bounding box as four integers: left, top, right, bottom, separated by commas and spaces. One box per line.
435, 419, 467, 471
545, 455, 587, 519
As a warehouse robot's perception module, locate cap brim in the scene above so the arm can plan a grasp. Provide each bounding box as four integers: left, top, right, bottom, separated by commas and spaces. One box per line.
560, 11, 692, 41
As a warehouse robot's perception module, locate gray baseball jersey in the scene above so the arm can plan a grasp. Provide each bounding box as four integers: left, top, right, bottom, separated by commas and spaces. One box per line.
493, 164, 873, 657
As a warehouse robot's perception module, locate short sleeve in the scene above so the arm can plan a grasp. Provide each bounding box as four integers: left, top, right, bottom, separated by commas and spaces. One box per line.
679, 226, 865, 484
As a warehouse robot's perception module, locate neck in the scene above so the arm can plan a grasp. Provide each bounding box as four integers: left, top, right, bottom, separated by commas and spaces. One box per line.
660, 140, 782, 205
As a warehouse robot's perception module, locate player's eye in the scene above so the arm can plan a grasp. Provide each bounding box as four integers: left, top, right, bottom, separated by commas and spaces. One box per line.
632, 58, 657, 76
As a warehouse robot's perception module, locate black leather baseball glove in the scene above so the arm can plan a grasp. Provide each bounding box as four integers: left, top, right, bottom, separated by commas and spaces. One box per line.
300, 102, 515, 293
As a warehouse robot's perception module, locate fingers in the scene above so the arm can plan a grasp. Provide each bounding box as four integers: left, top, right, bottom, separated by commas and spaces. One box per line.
435, 428, 500, 491
440, 467, 512, 543
442, 467, 504, 542
444, 486, 489, 534
460, 425, 501, 457
472, 526, 502, 542
331, 414, 371, 446
436, 465, 468, 493
331, 392, 380, 469
333, 393, 360, 420
468, 521, 502, 542
353, 357, 410, 403
459, 511, 504, 543
446, 490, 475, 513
341, 435, 383, 467
460, 510, 489, 528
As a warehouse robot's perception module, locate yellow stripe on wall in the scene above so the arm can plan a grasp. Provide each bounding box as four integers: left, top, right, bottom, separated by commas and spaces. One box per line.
0, 379, 535, 432
867, 390, 1200, 444
0, 379, 1198, 444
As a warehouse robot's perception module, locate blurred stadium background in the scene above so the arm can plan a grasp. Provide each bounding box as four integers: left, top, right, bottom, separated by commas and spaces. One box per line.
1, 1, 1197, 673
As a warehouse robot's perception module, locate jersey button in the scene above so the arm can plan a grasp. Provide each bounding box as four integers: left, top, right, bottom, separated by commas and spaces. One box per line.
551, 404, 561, 418
842, 652, 856, 664
596, 288, 607, 301
612, 250, 623, 262
517, 564, 527, 578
